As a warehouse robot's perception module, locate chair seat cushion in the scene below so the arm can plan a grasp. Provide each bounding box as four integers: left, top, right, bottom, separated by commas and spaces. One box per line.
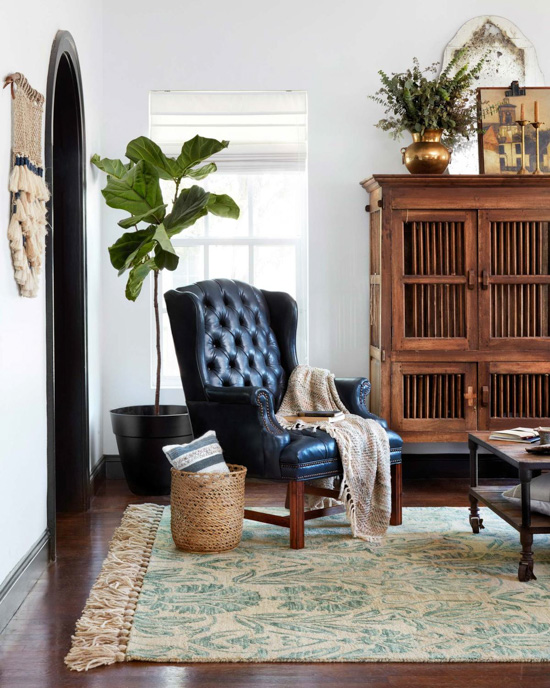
280, 429, 340, 480
279, 424, 403, 480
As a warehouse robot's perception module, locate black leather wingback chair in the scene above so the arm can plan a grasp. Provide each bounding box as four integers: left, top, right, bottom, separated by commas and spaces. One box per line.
165, 279, 403, 548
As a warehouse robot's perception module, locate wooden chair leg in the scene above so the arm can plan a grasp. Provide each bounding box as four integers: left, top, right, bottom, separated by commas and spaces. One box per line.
289, 481, 305, 549
284, 483, 290, 510
390, 462, 403, 526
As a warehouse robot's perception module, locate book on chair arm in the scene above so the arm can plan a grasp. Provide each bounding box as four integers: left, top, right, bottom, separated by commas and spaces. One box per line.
283, 410, 346, 424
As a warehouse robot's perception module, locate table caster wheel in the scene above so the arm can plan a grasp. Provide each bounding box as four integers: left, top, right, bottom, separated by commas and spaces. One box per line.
469, 516, 484, 534
518, 563, 537, 582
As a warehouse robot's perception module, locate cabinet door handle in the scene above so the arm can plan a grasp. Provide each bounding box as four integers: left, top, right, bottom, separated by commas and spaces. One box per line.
467, 269, 476, 290
481, 269, 489, 290
464, 386, 477, 407
481, 385, 489, 407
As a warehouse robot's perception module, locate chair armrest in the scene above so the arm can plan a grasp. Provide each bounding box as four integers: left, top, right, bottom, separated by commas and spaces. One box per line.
334, 377, 371, 415
334, 377, 389, 428
362, 410, 388, 429
205, 384, 265, 405
204, 385, 289, 438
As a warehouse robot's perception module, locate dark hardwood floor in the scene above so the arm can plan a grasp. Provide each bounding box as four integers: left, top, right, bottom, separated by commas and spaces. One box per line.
1, 477, 549, 688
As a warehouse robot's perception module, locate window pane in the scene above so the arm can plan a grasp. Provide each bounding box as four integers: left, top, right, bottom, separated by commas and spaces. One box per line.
205, 175, 249, 237
162, 246, 204, 292
253, 245, 296, 296
153, 91, 309, 386
251, 173, 304, 238
209, 245, 249, 282
162, 314, 180, 381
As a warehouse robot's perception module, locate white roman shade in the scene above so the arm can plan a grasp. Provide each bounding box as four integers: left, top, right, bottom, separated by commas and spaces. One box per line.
149, 90, 307, 172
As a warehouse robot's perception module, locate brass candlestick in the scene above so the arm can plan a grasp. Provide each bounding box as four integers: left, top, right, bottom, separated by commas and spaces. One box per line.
531, 121, 544, 175
516, 119, 530, 174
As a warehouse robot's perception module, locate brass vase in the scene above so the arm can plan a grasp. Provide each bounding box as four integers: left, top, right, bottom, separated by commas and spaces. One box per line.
400, 129, 452, 174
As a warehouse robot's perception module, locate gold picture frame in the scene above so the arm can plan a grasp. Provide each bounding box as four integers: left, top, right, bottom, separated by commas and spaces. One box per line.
477, 85, 550, 174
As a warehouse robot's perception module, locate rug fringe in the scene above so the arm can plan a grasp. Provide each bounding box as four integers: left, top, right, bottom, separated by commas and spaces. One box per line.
64, 503, 164, 672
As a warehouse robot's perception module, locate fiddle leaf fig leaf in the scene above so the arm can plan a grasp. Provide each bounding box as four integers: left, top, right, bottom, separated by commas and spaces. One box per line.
164, 185, 210, 235
152, 224, 179, 271
118, 204, 167, 229
96, 134, 238, 313
206, 193, 240, 219
177, 135, 228, 172
119, 240, 155, 276
184, 162, 217, 180
126, 136, 182, 180
125, 259, 156, 302
102, 161, 164, 217
108, 228, 155, 271
91, 154, 132, 179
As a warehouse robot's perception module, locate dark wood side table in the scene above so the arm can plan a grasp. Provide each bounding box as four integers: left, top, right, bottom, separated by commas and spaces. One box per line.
469, 432, 550, 582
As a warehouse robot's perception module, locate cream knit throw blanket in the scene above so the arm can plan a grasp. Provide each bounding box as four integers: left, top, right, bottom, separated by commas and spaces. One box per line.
277, 365, 391, 542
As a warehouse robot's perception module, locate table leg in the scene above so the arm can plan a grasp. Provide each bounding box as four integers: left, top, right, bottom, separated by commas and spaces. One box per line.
518, 530, 537, 582
518, 470, 536, 582
468, 439, 484, 534
469, 438, 479, 489
520, 472, 532, 530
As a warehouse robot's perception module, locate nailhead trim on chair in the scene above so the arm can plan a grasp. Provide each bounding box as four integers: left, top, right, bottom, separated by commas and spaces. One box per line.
359, 379, 371, 408
288, 469, 341, 479
256, 390, 286, 436
281, 459, 339, 468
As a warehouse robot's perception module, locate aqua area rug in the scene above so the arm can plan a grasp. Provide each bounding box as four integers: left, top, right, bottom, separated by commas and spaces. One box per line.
65, 504, 550, 670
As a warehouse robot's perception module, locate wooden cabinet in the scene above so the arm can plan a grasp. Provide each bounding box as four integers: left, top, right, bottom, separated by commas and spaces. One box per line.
362, 175, 550, 442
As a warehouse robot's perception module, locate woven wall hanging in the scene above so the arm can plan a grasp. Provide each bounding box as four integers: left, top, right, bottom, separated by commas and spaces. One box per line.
4, 72, 50, 298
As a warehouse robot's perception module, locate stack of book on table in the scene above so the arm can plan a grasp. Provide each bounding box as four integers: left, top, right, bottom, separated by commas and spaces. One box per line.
489, 427, 540, 444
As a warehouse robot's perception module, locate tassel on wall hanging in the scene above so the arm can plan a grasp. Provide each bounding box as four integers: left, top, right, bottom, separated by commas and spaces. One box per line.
4, 72, 50, 298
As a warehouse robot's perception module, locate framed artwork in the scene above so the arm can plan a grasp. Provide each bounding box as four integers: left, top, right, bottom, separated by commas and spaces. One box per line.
477, 85, 550, 174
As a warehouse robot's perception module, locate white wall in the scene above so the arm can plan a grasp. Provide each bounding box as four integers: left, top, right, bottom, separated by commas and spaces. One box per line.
100, 0, 550, 454
0, 2, 103, 584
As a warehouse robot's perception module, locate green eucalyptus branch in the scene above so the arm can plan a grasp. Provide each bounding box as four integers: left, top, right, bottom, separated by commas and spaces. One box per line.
369, 49, 487, 147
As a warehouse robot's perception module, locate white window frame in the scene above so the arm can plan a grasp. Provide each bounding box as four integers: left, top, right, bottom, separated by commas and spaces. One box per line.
149, 92, 308, 390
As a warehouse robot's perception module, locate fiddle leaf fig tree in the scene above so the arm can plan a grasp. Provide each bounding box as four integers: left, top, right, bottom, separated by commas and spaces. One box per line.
92, 135, 240, 414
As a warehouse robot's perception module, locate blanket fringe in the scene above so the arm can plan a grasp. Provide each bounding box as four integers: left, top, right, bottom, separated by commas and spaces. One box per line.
64, 503, 164, 672
338, 477, 384, 545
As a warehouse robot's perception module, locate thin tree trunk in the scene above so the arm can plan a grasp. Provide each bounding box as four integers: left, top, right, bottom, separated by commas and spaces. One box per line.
153, 269, 161, 415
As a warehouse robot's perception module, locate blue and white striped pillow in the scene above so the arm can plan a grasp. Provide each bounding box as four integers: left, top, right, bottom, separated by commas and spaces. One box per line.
163, 430, 229, 474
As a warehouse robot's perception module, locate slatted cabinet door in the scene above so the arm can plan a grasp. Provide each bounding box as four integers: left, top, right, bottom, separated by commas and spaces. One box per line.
478, 362, 550, 431
391, 362, 478, 435
392, 211, 478, 350
478, 210, 550, 350
369, 205, 384, 418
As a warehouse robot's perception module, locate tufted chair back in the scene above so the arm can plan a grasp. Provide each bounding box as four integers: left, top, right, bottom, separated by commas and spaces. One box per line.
165, 279, 292, 409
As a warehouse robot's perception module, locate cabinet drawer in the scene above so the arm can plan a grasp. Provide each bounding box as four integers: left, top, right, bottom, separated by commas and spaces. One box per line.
391, 362, 477, 433
478, 362, 550, 431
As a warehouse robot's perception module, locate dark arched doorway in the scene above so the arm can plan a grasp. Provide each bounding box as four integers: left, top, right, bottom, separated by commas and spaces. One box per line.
45, 31, 89, 560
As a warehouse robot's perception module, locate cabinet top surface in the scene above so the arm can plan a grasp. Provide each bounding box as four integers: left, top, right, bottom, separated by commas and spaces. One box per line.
361, 174, 550, 192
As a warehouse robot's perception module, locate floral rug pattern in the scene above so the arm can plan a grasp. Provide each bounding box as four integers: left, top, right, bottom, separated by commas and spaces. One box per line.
126, 507, 550, 662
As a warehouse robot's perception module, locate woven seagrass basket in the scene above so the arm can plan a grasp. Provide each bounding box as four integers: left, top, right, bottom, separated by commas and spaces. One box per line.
170, 464, 247, 553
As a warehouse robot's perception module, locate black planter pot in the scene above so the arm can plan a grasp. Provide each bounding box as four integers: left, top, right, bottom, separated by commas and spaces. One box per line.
110, 405, 193, 495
